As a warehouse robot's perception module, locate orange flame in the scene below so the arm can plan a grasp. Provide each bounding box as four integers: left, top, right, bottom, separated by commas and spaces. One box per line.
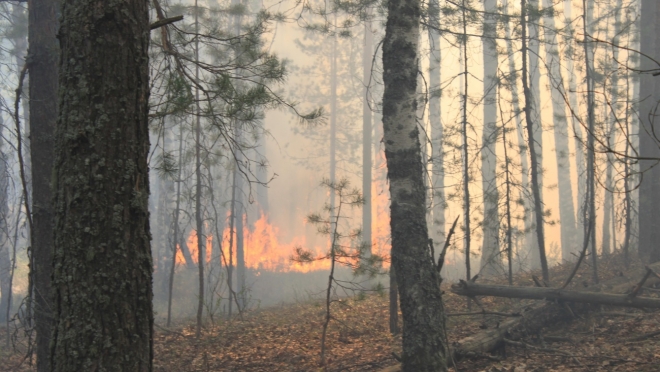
372, 151, 391, 267
229, 213, 329, 273
174, 230, 213, 265
172, 154, 393, 273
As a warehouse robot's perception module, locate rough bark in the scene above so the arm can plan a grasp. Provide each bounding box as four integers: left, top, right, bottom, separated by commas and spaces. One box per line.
50, 0, 153, 369
28, 0, 58, 367
542, 0, 578, 262
382, 0, 448, 367
638, 0, 660, 264
479, 0, 501, 278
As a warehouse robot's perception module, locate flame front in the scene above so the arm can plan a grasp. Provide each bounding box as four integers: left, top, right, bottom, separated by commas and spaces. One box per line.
174, 162, 393, 272
372, 151, 391, 267
240, 213, 329, 272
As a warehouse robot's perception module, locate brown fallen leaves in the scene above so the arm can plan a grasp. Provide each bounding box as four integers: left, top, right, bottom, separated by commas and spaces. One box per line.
1, 253, 659, 371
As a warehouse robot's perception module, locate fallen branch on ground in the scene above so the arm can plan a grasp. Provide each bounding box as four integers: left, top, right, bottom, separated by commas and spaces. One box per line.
450, 281, 660, 308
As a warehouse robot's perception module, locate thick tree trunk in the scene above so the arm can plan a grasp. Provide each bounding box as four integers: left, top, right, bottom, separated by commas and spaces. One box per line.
638, 0, 660, 264
382, 0, 448, 368
50, 0, 153, 369
479, 0, 501, 278
27, 0, 58, 368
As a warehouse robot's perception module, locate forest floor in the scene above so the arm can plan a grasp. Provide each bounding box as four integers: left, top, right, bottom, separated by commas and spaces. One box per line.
1, 254, 659, 371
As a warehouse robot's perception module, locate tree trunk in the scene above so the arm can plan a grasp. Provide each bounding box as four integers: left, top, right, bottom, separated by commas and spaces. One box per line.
27, 0, 58, 367
522, 0, 549, 282
479, 0, 501, 278
542, 0, 578, 263
0, 117, 9, 323
638, 0, 660, 264
382, 0, 448, 367
526, 0, 544, 271
50, 0, 152, 369
428, 0, 445, 256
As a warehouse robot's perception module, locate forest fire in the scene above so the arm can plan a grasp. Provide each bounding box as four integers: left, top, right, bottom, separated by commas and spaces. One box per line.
372, 175, 391, 267
174, 189, 392, 272
241, 213, 329, 272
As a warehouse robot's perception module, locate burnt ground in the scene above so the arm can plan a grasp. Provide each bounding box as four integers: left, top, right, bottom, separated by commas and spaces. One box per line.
1, 253, 659, 371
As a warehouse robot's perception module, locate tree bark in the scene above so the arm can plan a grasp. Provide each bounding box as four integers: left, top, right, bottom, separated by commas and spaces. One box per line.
526, 0, 545, 270
522, 0, 549, 281
382, 0, 448, 367
50, 0, 153, 369
0, 117, 9, 323
28, 0, 58, 366
428, 0, 445, 254
479, 0, 501, 278
638, 0, 660, 264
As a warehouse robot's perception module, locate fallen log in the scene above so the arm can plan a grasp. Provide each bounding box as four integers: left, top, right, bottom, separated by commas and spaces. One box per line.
379, 302, 571, 372
379, 262, 660, 372
450, 281, 660, 308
